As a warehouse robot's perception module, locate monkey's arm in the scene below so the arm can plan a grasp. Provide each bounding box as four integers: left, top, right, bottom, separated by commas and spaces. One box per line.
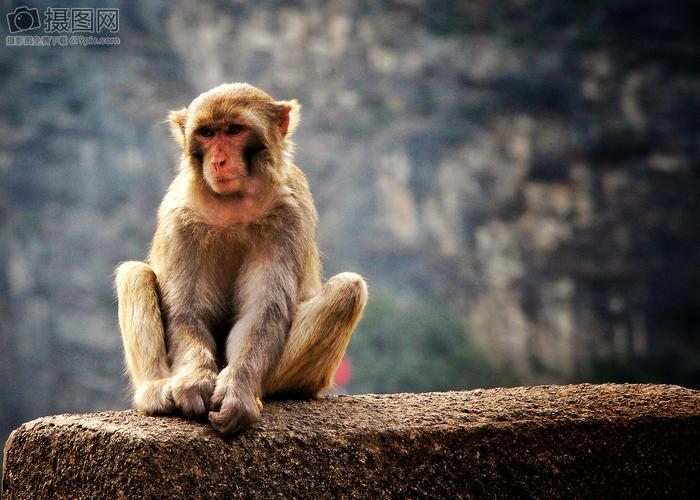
166, 315, 219, 417
151, 223, 220, 418
208, 248, 298, 434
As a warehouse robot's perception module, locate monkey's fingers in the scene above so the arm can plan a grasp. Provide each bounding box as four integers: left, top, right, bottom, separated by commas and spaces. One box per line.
171, 373, 215, 418
209, 369, 233, 412
209, 385, 225, 412
208, 408, 254, 435
181, 393, 207, 417
208, 394, 261, 435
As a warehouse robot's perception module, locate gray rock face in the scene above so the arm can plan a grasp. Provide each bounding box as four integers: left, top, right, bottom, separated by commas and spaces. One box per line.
3, 384, 700, 499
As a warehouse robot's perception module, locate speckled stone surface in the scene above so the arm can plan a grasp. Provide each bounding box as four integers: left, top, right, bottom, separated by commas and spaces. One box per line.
3, 384, 700, 499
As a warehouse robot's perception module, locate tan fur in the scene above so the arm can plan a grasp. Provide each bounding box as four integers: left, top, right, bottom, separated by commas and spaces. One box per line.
115, 83, 366, 434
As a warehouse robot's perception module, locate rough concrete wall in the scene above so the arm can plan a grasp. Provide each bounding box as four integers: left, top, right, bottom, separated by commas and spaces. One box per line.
3, 384, 699, 499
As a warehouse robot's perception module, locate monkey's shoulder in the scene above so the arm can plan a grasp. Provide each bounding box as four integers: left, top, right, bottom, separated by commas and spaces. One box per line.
282, 164, 318, 221
286, 164, 309, 188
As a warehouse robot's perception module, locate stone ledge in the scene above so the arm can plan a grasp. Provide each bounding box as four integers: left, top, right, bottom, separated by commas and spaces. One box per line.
3, 383, 700, 498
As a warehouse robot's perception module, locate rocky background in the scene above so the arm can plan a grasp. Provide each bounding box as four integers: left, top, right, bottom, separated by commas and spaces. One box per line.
1, 0, 699, 453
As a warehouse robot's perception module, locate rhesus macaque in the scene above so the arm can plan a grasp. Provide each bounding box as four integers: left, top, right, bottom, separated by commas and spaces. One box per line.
115, 83, 367, 434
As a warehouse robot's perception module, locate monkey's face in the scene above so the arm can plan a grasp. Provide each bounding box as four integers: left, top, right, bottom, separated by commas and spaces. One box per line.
191, 122, 263, 196
169, 83, 302, 195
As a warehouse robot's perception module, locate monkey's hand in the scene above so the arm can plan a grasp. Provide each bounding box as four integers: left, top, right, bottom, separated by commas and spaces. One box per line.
208, 366, 263, 434
169, 366, 217, 418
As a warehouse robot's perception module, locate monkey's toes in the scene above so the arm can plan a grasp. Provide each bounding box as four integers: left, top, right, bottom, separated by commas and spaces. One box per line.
171, 373, 216, 418
134, 379, 175, 415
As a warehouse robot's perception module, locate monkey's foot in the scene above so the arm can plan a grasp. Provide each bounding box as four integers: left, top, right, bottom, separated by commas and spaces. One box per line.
134, 379, 175, 415
170, 368, 217, 418
209, 370, 262, 434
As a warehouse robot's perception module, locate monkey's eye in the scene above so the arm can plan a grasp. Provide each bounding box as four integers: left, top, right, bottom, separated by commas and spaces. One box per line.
197, 126, 215, 138
226, 124, 244, 136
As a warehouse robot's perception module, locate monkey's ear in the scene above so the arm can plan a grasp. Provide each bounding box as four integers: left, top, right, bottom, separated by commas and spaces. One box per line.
276, 100, 301, 137
168, 107, 188, 147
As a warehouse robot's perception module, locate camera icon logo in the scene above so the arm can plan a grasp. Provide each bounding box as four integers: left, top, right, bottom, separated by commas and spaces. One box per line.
6, 6, 41, 34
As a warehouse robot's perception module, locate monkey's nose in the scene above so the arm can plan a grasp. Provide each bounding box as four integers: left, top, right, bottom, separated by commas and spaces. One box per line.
211, 158, 226, 169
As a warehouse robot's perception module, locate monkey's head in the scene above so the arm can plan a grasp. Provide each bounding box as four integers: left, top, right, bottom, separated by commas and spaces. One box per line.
169, 83, 301, 196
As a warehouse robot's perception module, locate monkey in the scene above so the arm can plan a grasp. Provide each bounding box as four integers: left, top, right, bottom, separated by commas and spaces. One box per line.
114, 83, 367, 434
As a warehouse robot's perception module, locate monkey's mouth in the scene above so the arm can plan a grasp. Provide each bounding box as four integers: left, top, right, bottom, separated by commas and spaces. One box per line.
214, 173, 247, 184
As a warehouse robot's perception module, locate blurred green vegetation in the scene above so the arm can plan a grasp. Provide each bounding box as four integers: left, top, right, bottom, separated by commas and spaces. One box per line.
346, 290, 515, 394
588, 352, 700, 390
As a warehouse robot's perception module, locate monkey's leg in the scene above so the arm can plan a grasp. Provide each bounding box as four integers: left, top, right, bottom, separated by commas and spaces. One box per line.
263, 272, 368, 397
115, 261, 174, 414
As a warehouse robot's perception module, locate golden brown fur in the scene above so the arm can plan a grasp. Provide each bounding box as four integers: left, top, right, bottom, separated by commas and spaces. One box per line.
115, 83, 367, 434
